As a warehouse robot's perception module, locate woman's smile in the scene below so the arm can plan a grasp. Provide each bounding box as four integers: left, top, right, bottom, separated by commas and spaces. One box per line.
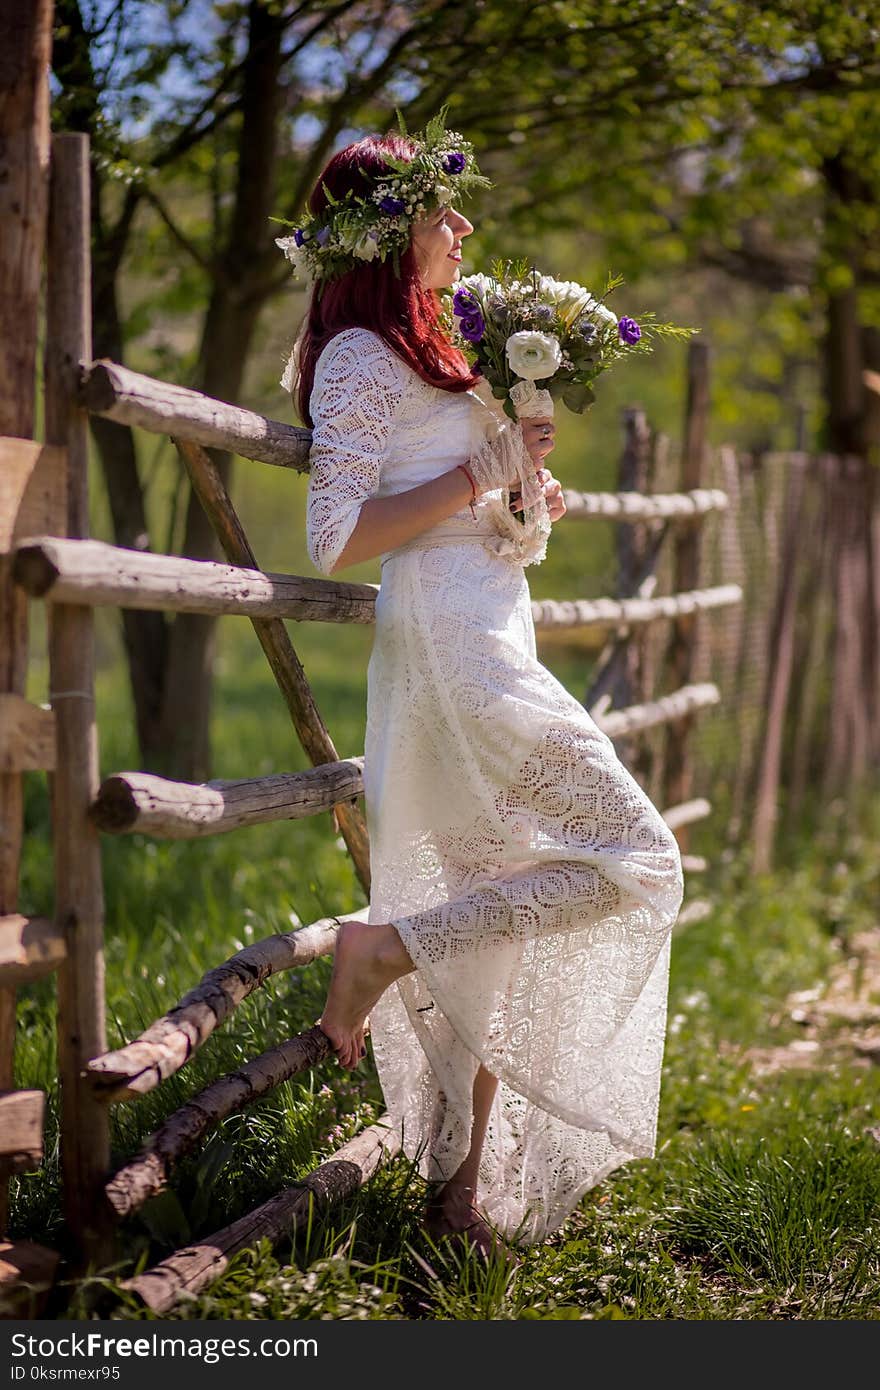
412, 206, 473, 288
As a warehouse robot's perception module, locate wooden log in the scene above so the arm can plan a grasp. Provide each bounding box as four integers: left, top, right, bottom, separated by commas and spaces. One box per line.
45, 132, 111, 1261
674, 898, 713, 931
662, 340, 710, 848
174, 437, 372, 895
75, 359, 736, 514
105, 1026, 333, 1216
90, 759, 365, 838
0, 0, 53, 1236
562, 486, 728, 521
660, 798, 711, 831
0, 438, 66, 550
0, 693, 55, 772
0, 1090, 44, 1172
0, 1240, 60, 1319
533, 585, 741, 633
79, 359, 312, 471
0, 914, 65, 986
13, 535, 379, 622
680, 855, 708, 873
596, 682, 719, 739
13, 534, 740, 636
85, 906, 368, 1100
120, 1117, 400, 1315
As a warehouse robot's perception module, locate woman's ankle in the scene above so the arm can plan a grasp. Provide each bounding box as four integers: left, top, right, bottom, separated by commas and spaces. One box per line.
375, 921, 414, 977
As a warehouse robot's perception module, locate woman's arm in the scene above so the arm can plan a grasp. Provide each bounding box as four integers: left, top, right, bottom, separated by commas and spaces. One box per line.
328, 465, 477, 573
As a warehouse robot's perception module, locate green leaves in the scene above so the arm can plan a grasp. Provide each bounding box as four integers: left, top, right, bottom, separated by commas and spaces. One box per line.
561, 381, 596, 414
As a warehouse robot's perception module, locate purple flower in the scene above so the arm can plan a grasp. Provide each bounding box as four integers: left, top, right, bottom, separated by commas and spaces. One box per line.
453, 287, 479, 315
379, 194, 406, 214
443, 151, 466, 174
293, 228, 306, 247
618, 316, 641, 344
459, 311, 485, 343
315, 226, 331, 246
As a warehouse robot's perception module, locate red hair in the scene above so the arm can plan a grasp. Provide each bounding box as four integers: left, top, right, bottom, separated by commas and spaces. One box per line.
293, 132, 480, 427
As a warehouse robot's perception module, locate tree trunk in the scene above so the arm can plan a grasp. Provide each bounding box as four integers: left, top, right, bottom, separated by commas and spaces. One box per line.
52, 0, 169, 765
157, 1, 286, 781
91, 201, 169, 763
0, 0, 53, 1235
818, 154, 880, 794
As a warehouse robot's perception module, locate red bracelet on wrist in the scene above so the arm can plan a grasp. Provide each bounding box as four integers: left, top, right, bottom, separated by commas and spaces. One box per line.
456, 462, 478, 519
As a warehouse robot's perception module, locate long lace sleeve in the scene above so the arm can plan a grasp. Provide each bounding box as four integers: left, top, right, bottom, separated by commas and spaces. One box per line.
306, 328, 405, 576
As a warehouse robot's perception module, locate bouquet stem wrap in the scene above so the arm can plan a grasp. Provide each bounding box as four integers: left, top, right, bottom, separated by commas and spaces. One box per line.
467, 386, 551, 567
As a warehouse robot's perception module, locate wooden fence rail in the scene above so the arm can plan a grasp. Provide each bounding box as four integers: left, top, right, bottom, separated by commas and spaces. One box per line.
15, 533, 741, 633
120, 1118, 400, 1315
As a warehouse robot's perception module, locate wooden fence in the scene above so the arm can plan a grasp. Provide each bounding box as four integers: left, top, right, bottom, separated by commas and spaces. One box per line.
0, 132, 741, 1315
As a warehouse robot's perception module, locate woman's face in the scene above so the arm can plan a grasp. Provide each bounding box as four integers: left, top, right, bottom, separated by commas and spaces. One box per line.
410, 204, 474, 290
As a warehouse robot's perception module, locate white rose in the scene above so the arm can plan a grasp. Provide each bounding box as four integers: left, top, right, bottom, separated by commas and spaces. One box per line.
505, 330, 563, 381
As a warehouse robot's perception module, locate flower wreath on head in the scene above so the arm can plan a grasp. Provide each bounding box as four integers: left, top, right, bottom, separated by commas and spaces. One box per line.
273, 106, 491, 286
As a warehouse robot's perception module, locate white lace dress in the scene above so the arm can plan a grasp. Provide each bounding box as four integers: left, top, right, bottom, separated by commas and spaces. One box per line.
304, 326, 685, 1244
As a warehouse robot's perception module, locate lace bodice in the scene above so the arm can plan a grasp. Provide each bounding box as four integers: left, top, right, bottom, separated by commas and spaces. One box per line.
305, 327, 515, 576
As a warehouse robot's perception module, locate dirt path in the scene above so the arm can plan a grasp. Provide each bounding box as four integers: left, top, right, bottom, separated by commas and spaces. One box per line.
740, 928, 880, 1079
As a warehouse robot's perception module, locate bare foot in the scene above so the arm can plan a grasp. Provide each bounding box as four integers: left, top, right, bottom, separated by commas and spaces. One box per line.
318, 920, 413, 1069
423, 1182, 518, 1266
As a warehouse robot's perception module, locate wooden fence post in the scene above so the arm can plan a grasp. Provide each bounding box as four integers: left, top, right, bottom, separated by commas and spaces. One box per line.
0, 0, 53, 1236
617, 407, 664, 784
662, 340, 710, 850
751, 457, 807, 872
44, 133, 112, 1263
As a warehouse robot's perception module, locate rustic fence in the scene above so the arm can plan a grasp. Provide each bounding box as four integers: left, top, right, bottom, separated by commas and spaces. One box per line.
1, 132, 742, 1316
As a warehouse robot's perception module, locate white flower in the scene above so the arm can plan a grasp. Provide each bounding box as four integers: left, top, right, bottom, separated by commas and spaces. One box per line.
539, 275, 593, 320
275, 234, 307, 271
505, 330, 563, 381
583, 296, 618, 326
280, 350, 296, 395
351, 230, 381, 261
459, 271, 498, 301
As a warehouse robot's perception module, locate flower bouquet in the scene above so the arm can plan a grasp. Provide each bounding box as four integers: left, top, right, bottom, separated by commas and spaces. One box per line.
446, 260, 694, 520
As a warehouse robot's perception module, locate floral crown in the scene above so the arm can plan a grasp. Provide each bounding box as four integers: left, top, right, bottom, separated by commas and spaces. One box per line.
273, 107, 490, 285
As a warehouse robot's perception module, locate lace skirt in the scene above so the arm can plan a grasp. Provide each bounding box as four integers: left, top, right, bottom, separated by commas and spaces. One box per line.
364, 524, 684, 1243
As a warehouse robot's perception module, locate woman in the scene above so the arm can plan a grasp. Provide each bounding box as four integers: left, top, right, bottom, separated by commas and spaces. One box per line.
278, 115, 684, 1255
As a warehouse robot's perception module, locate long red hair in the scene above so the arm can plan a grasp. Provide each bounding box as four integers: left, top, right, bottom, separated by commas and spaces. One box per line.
292, 132, 480, 427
